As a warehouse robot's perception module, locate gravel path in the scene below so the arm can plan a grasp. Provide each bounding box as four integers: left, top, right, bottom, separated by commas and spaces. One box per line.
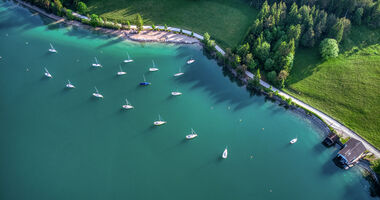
245, 71, 380, 158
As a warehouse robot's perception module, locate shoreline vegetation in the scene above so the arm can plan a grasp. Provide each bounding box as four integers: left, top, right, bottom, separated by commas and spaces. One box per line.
12, 0, 380, 177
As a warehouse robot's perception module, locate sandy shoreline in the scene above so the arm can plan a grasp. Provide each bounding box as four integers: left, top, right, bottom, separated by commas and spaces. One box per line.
14, 0, 200, 45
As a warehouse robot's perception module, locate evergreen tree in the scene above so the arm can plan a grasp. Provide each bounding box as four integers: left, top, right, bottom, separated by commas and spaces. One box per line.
353, 7, 364, 25
135, 14, 144, 32
288, 2, 299, 24
301, 27, 315, 47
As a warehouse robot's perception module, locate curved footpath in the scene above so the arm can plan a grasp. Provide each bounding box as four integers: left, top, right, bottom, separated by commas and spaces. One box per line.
13, 0, 379, 157
245, 71, 380, 158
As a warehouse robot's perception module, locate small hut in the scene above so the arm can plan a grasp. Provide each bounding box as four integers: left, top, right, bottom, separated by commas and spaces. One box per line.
334, 138, 366, 169
322, 132, 339, 147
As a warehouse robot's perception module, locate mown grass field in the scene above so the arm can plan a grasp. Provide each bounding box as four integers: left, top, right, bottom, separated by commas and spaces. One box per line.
285, 26, 380, 148
85, 0, 258, 48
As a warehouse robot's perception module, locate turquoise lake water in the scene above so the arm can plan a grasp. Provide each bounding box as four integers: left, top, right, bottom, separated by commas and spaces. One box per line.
0, 1, 377, 199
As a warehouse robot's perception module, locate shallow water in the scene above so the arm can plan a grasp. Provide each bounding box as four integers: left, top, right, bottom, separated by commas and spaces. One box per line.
0, 1, 377, 200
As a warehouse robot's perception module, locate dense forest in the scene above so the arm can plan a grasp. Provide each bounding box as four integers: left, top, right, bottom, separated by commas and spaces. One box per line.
227, 0, 380, 87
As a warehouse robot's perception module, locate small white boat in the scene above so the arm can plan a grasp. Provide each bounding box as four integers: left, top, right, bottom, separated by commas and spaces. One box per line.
186, 128, 198, 139
117, 66, 126, 75
66, 80, 75, 88
149, 60, 159, 72
44, 67, 52, 78
290, 138, 298, 144
92, 87, 103, 98
48, 43, 57, 53
92, 57, 102, 67
173, 67, 184, 77
187, 58, 195, 64
222, 147, 228, 159
171, 89, 182, 96
154, 114, 167, 126
122, 98, 134, 109
123, 52, 134, 63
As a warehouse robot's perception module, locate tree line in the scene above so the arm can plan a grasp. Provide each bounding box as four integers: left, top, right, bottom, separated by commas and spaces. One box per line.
253, 0, 380, 28
23, 0, 147, 30
225, 0, 374, 88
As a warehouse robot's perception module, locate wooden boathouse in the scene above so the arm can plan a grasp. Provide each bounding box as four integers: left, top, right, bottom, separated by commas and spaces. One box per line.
334, 138, 366, 169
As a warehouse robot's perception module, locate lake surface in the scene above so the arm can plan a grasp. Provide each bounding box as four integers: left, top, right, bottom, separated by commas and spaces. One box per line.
0, 1, 377, 200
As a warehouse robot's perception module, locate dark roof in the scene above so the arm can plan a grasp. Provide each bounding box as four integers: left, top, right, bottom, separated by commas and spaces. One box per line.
338, 138, 366, 163
327, 133, 339, 142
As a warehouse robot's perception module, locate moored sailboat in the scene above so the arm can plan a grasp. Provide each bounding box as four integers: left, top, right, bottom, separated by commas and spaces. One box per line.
44, 67, 52, 78
139, 74, 151, 86
66, 80, 75, 88
122, 98, 134, 109
149, 60, 159, 71
154, 114, 167, 126
48, 43, 57, 53
187, 58, 195, 64
117, 66, 126, 75
171, 89, 182, 96
173, 67, 184, 76
186, 128, 198, 139
222, 146, 228, 159
92, 86, 103, 98
123, 52, 134, 63
92, 57, 102, 67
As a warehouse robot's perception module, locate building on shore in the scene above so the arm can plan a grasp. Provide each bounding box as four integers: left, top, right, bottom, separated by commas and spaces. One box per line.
334, 138, 366, 169
322, 132, 339, 147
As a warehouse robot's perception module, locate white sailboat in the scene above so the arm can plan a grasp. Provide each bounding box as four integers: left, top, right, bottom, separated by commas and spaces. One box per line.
122, 98, 134, 109
290, 138, 298, 144
48, 43, 57, 53
66, 80, 75, 88
153, 114, 167, 126
149, 60, 159, 72
44, 67, 52, 78
186, 128, 198, 139
187, 58, 195, 64
173, 67, 184, 77
171, 89, 182, 96
123, 52, 134, 63
92, 87, 103, 98
222, 146, 228, 159
92, 57, 102, 67
117, 66, 126, 75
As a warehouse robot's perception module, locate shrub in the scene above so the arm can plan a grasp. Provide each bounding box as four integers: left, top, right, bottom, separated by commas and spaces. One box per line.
90, 14, 103, 27
340, 137, 350, 144
202, 32, 216, 52
370, 159, 380, 174
127, 21, 131, 30
320, 38, 339, 60
77, 2, 88, 15
65, 8, 74, 20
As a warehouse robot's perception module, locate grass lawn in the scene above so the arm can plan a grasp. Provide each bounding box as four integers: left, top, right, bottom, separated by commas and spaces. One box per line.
285, 26, 380, 148
85, 0, 258, 48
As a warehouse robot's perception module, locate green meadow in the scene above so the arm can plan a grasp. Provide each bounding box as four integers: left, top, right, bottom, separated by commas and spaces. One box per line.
86, 0, 258, 48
